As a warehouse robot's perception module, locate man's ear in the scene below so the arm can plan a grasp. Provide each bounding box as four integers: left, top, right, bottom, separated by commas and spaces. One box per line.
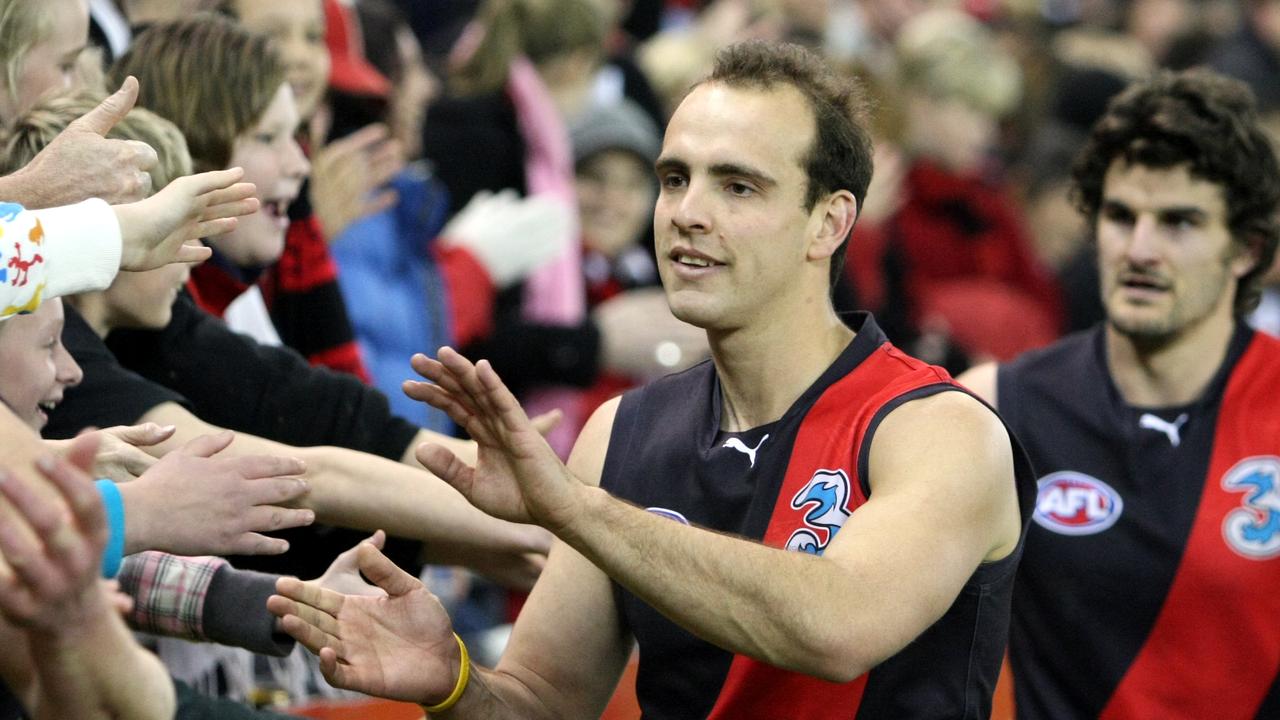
808, 190, 858, 261
1230, 233, 1265, 280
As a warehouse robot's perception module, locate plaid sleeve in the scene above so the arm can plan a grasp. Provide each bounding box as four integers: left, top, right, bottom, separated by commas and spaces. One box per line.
117, 551, 227, 640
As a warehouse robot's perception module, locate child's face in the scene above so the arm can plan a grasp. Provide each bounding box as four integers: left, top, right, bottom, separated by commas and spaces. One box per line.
0, 299, 83, 431
233, 0, 330, 121
0, 0, 89, 120
213, 83, 310, 267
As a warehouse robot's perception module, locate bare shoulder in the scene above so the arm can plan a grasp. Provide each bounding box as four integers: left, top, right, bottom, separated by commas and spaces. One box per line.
868, 389, 1020, 558
954, 362, 999, 406
566, 397, 622, 487
872, 390, 1010, 475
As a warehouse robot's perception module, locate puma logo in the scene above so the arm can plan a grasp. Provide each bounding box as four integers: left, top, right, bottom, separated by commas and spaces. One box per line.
723, 434, 769, 468
1139, 412, 1189, 447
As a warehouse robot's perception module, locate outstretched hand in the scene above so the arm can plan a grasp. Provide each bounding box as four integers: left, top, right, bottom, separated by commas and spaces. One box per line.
119, 431, 313, 556
113, 167, 259, 270
403, 347, 585, 532
0, 434, 108, 631
268, 542, 462, 704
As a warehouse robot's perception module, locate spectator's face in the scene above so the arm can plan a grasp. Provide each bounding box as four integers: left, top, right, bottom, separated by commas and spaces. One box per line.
213, 83, 309, 267
0, 299, 83, 431
233, 0, 330, 121
1096, 161, 1253, 342
577, 149, 655, 258
2, 0, 89, 120
102, 263, 191, 331
654, 82, 828, 330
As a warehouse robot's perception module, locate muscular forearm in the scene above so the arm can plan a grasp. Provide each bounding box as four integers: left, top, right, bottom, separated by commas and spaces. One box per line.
560, 486, 876, 681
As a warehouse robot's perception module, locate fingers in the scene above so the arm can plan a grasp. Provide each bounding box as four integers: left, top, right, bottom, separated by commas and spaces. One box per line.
228, 454, 308, 482
34, 454, 107, 551
240, 503, 315, 535
108, 423, 177, 448
179, 166, 247, 196
73, 76, 139, 136
189, 218, 239, 242
276, 574, 345, 617
276, 606, 344, 660
363, 189, 399, 219
329, 123, 390, 157
177, 430, 235, 458
228, 532, 290, 555
530, 409, 564, 437
365, 529, 386, 551
0, 470, 93, 609
64, 432, 103, 476
413, 443, 475, 496
356, 543, 422, 597
403, 382, 481, 438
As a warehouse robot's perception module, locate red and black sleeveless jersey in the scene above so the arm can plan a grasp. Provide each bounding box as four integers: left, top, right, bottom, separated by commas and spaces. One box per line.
998, 325, 1280, 719
600, 313, 1037, 719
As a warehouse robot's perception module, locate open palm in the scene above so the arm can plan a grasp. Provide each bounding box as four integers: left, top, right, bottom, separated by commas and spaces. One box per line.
268, 543, 461, 704
404, 348, 584, 532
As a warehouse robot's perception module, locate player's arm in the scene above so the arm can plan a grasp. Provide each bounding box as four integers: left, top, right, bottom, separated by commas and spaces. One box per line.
956, 361, 999, 406
441, 400, 633, 718
559, 391, 1021, 680
412, 349, 1022, 682
138, 402, 548, 587
270, 401, 634, 718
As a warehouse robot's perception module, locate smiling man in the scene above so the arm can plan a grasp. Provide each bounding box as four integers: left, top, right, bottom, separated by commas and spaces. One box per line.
960, 69, 1280, 719
269, 40, 1035, 720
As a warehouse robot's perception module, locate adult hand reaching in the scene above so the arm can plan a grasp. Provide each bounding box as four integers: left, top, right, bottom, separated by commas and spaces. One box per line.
403, 348, 585, 532
117, 431, 314, 556
4, 77, 159, 208
269, 541, 462, 704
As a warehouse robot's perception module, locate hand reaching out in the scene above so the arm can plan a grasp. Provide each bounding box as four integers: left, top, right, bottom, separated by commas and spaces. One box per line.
403, 348, 585, 532
0, 434, 108, 631
80, 423, 173, 482
118, 431, 314, 556
269, 541, 462, 704
314, 530, 389, 598
309, 119, 404, 241
112, 166, 259, 270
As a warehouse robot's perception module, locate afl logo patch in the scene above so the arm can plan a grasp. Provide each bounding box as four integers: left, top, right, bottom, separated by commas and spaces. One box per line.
1221, 456, 1280, 560
1033, 471, 1124, 536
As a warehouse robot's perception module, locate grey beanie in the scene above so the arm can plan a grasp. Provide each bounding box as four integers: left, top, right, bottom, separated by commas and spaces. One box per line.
570, 100, 661, 168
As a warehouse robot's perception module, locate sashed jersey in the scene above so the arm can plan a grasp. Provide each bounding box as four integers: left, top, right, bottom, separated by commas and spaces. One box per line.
601, 313, 1037, 719
998, 325, 1280, 719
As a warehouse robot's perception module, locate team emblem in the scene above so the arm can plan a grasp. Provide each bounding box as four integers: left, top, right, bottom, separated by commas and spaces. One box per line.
1221, 456, 1280, 559
785, 469, 852, 555
1033, 471, 1124, 536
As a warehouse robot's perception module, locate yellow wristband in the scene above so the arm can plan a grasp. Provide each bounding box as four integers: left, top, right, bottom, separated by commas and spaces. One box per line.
422, 633, 471, 715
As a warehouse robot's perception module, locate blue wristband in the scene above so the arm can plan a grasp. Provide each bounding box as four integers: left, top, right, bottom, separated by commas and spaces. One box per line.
94, 479, 125, 578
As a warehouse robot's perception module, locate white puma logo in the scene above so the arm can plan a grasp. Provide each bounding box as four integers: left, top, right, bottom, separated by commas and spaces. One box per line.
723, 434, 769, 468
1139, 412, 1189, 447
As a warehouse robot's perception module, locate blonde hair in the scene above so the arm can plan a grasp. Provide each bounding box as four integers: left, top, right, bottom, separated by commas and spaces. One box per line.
896, 9, 1021, 117
111, 14, 284, 172
1, 89, 193, 192
0, 0, 57, 119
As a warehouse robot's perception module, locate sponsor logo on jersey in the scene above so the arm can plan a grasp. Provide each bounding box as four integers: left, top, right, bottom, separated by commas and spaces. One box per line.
1221, 456, 1280, 559
646, 507, 691, 525
785, 469, 852, 555
1033, 471, 1124, 535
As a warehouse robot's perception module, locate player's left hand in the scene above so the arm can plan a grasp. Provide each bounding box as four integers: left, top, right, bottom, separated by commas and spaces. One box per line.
404, 348, 585, 532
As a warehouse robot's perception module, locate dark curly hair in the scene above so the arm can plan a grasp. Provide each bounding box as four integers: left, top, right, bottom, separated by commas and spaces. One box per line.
702, 41, 875, 290
1071, 69, 1280, 316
